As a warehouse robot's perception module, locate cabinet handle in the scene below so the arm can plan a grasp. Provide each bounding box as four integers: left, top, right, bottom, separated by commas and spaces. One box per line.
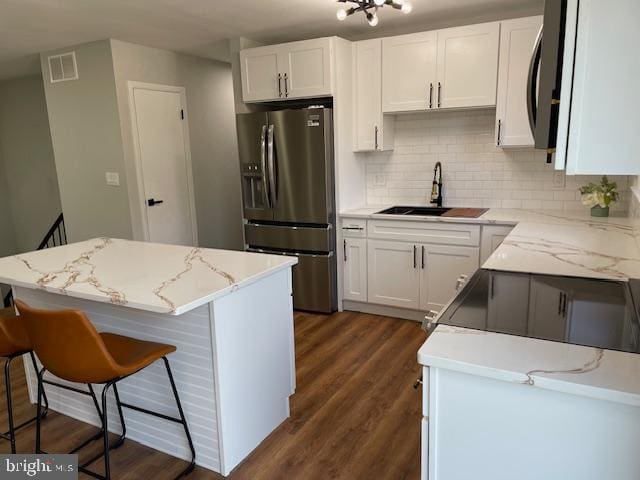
429, 83, 433, 109
490, 274, 495, 299
497, 119, 502, 146
283, 73, 289, 97
344, 239, 347, 262
437, 82, 442, 108
421, 245, 425, 269
342, 226, 364, 231
413, 245, 417, 269
561, 292, 568, 318
557, 292, 563, 315
374, 126, 379, 150
277, 73, 282, 98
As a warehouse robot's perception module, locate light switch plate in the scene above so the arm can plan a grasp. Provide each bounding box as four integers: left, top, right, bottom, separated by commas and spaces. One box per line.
553, 171, 566, 188
374, 175, 386, 187
105, 172, 120, 186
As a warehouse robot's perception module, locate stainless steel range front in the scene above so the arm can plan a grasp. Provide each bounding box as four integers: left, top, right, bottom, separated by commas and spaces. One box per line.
237, 107, 337, 313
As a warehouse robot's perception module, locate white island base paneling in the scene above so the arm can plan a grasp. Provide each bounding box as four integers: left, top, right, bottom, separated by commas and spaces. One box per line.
15, 267, 295, 476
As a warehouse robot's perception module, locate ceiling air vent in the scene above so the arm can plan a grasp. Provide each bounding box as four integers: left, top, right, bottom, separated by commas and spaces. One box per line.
48, 51, 78, 83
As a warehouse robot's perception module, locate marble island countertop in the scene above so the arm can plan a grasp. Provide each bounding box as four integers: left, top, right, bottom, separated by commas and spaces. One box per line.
419, 325, 640, 407
341, 206, 640, 281
0, 238, 298, 315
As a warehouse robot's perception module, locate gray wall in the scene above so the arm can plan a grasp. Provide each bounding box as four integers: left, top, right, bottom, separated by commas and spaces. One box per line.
0, 146, 17, 257
40, 40, 133, 242
0, 75, 62, 252
110, 39, 243, 250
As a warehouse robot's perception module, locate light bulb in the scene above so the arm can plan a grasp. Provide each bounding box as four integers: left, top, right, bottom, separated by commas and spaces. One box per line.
337, 8, 347, 20
374, 0, 385, 5
367, 12, 379, 26
401, 1, 412, 13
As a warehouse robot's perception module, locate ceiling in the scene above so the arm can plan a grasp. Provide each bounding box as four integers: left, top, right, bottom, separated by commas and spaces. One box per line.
0, 0, 542, 80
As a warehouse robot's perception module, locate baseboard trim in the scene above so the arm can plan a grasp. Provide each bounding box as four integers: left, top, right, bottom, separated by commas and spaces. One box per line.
342, 300, 425, 322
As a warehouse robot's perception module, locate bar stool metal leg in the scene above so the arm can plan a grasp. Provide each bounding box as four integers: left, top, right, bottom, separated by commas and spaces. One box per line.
4, 356, 16, 453
29, 352, 48, 417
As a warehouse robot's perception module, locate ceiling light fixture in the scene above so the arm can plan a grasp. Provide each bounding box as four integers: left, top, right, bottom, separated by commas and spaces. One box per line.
335, 0, 412, 26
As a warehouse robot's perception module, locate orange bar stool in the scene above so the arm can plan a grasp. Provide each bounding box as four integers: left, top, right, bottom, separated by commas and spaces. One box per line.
15, 300, 195, 480
0, 310, 49, 453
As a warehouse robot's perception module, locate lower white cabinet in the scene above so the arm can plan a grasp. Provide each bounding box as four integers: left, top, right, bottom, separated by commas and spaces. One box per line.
420, 244, 479, 311
367, 239, 421, 309
480, 225, 514, 264
487, 271, 530, 335
367, 239, 479, 311
343, 238, 367, 302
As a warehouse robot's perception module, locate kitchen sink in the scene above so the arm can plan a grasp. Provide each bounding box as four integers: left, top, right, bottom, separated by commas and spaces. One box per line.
376, 206, 452, 216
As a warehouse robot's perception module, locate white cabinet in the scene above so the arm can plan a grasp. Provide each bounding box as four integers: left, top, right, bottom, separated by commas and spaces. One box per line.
239, 46, 281, 102
527, 277, 568, 341
480, 225, 514, 264
487, 271, 530, 335
495, 16, 543, 147
436, 22, 500, 109
382, 23, 499, 113
382, 32, 437, 113
343, 238, 367, 302
353, 39, 394, 152
240, 38, 334, 102
367, 239, 421, 309
557, 0, 640, 175
420, 244, 479, 311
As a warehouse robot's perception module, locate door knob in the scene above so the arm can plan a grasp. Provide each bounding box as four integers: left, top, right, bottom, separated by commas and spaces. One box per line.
147, 198, 164, 207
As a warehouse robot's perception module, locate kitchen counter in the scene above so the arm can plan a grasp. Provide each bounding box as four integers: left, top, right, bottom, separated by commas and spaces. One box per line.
418, 325, 640, 407
341, 206, 640, 281
0, 238, 298, 475
0, 237, 298, 315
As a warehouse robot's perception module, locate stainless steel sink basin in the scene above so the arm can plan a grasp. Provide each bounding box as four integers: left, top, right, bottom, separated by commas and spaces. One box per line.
376, 206, 451, 216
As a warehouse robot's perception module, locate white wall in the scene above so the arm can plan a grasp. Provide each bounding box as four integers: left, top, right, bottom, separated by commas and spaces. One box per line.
364, 109, 630, 211
110, 39, 243, 250
40, 40, 133, 242
0, 75, 62, 252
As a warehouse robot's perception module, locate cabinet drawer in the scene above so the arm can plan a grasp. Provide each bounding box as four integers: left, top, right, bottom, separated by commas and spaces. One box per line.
341, 218, 367, 238
367, 220, 480, 246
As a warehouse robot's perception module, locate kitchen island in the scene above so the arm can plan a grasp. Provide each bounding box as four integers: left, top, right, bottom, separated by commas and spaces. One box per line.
0, 238, 298, 476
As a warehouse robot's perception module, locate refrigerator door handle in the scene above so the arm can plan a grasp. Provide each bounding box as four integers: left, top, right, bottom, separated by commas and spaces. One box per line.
267, 124, 277, 207
247, 247, 334, 259
260, 125, 271, 208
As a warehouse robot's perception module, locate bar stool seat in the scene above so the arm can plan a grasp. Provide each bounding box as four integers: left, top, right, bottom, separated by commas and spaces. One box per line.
100, 333, 176, 378
0, 311, 49, 453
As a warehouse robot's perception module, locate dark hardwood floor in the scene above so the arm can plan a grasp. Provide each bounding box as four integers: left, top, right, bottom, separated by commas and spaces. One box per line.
0, 311, 426, 480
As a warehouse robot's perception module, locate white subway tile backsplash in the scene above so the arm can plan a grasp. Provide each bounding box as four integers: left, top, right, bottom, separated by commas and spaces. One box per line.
364, 109, 630, 211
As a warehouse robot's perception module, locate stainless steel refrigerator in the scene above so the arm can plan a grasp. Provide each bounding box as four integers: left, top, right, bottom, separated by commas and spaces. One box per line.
237, 107, 337, 313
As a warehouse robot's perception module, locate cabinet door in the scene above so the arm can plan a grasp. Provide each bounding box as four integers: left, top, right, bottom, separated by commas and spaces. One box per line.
240, 46, 281, 102
343, 238, 367, 302
419, 245, 479, 311
480, 225, 514, 265
367, 240, 420, 309
527, 278, 569, 341
354, 39, 382, 151
495, 17, 543, 147
436, 22, 500, 109
487, 271, 530, 335
279, 38, 333, 99
382, 32, 437, 113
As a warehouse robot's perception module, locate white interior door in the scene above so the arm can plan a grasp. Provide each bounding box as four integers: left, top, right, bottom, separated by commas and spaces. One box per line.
131, 84, 197, 246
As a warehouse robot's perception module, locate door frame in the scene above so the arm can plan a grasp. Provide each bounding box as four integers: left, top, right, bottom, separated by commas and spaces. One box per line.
127, 81, 199, 245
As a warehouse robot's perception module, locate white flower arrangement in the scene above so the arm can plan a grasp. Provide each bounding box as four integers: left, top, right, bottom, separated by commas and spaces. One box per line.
579, 176, 619, 209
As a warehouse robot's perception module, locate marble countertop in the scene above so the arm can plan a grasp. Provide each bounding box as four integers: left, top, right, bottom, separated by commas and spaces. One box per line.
341, 206, 640, 281
419, 325, 640, 407
0, 238, 298, 315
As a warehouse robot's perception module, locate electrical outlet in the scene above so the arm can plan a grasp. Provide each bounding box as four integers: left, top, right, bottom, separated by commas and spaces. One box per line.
553, 171, 566, 188
374, 175, 386, 187
105, 172, 120, 186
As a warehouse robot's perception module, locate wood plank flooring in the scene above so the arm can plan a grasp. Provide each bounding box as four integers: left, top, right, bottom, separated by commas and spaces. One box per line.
0, 311, 426, 480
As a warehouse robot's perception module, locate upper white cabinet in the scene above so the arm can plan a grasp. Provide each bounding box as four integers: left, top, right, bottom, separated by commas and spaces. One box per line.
558, 0, 640, 175
353, 39, 394, 152
382, 23, 500, 113
495, 16, 543, 147
240, 38, 334, 102
436, 22, 500, 109
382, 32, 437, 113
